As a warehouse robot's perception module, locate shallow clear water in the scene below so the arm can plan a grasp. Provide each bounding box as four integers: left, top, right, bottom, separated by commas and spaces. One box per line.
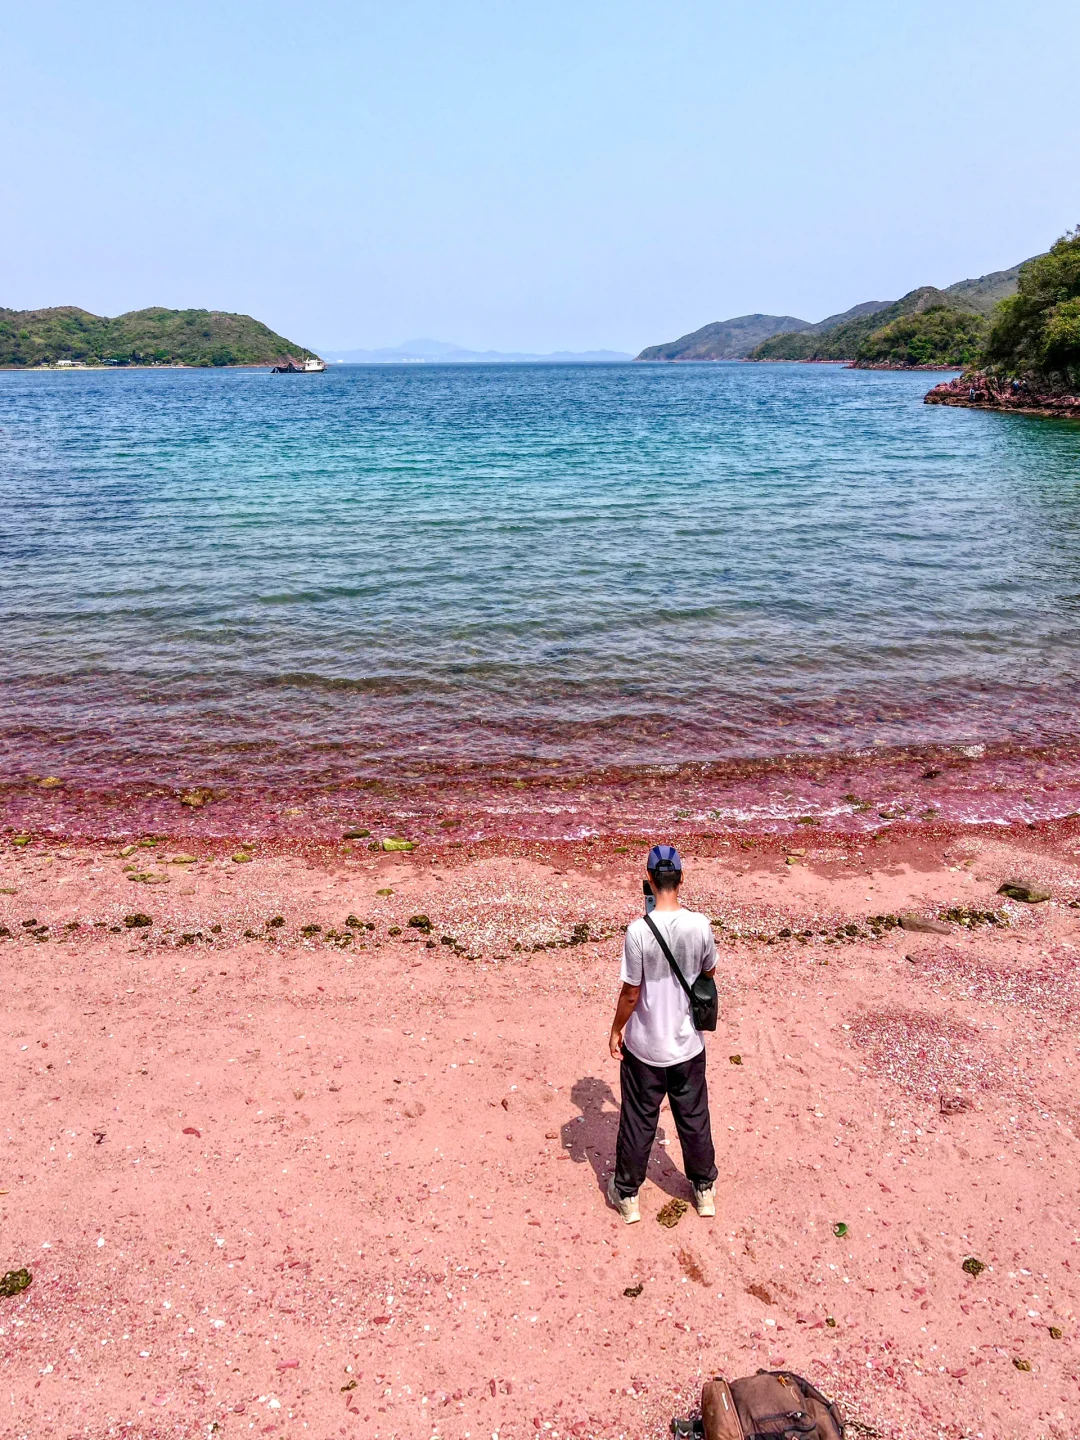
2, 362, 1079, 804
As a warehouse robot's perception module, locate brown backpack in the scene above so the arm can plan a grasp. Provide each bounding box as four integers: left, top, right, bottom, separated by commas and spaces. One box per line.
700, 1370, 844, 1440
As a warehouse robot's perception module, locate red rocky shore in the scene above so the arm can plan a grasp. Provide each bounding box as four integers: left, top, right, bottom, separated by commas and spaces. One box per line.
925, 371, 1080, 418
852, 361, 959, 371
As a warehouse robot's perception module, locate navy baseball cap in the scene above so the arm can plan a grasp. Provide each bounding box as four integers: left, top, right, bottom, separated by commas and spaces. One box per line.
647, 843, 682, 873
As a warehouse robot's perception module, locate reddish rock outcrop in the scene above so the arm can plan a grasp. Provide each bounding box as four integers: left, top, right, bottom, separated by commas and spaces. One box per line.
925, 371, 1080, 418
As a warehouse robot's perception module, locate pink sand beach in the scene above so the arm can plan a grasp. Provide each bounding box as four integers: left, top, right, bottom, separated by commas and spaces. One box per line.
4, 811, 1080, 1439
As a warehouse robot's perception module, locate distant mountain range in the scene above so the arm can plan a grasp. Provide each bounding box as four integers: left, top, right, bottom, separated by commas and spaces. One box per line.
0, 306, 315, 368
321, 338, 631, 364
636, 261, 1034, 364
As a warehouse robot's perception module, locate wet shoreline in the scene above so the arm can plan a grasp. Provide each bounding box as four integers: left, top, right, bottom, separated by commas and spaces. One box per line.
7, 733, 1080, 848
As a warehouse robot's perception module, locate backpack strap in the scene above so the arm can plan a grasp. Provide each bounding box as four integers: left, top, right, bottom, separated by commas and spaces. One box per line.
761, 1372, 845, 1439
700, 1379, 743, 1440
643, 913, 692, 1000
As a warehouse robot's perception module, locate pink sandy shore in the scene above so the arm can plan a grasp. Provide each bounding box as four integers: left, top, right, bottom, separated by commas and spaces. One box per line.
4, 823, 1080, 1439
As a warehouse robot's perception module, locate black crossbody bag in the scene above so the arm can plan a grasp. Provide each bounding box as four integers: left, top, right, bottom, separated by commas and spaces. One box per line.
643, 913, 718, 1032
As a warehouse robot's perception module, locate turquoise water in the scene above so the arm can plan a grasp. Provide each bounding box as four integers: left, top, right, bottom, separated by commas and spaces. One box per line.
2, 362, 1079, 807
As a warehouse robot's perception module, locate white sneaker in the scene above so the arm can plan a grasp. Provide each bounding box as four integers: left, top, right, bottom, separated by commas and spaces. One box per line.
606, 1177, 641, 1224
693, 1184, 716, 1218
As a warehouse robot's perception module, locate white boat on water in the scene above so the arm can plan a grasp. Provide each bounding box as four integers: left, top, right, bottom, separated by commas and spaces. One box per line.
271, 356, 326, 373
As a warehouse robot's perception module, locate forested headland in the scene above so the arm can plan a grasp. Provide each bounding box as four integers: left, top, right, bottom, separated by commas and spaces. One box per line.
0, 306, 317, 368
925, 229, 1080, 414
637, 259, 1028, 370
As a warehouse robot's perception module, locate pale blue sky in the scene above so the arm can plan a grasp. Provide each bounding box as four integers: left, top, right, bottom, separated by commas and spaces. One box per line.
2, 1, 1077, 353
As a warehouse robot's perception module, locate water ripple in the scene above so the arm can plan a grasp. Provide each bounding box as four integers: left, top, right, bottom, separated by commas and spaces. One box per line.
2, 361, 1080, 788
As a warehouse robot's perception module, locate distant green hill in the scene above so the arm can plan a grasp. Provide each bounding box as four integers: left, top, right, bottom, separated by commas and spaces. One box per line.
636, 256, 1038, 368
752, 287, 966, 361
942, 261, 1030, 316
749, 260, 1038, 366
0, 306, 317, 368
636, 313, 811, 361
793, 299, 894, 336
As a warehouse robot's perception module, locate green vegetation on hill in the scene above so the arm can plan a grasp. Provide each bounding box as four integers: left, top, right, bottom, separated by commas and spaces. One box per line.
0, 306, 316, 368
793, 299, 893, 336
752, 287, 964, 361
749, 261, 1040, 368
983, 230, 1080, 389
854, 305, 987, 368
637, 255, 1037, 369
636, 313, 810, 361
942, 261, 1031, 316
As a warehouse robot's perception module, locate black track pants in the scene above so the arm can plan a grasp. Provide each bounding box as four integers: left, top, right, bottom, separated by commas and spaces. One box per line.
614, 1046, 718, 1198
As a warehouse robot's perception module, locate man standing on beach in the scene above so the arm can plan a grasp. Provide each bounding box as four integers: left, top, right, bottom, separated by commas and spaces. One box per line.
607, 845, 718, 1224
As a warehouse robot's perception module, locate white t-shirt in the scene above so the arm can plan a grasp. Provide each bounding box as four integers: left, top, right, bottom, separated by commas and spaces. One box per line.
620, 907, 716, 1066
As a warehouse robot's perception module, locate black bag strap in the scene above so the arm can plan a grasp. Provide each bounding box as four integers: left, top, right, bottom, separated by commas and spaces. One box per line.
643, 913, 693, 1000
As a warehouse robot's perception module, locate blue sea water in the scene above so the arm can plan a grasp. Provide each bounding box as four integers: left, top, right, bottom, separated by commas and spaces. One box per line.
1, 362, 1079, 793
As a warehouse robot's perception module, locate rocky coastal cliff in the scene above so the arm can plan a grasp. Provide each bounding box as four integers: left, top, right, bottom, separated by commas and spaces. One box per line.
925, 372, 1080, 419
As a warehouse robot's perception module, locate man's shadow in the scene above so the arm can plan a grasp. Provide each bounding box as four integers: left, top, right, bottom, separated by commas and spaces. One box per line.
560, 1076, 692, 1201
